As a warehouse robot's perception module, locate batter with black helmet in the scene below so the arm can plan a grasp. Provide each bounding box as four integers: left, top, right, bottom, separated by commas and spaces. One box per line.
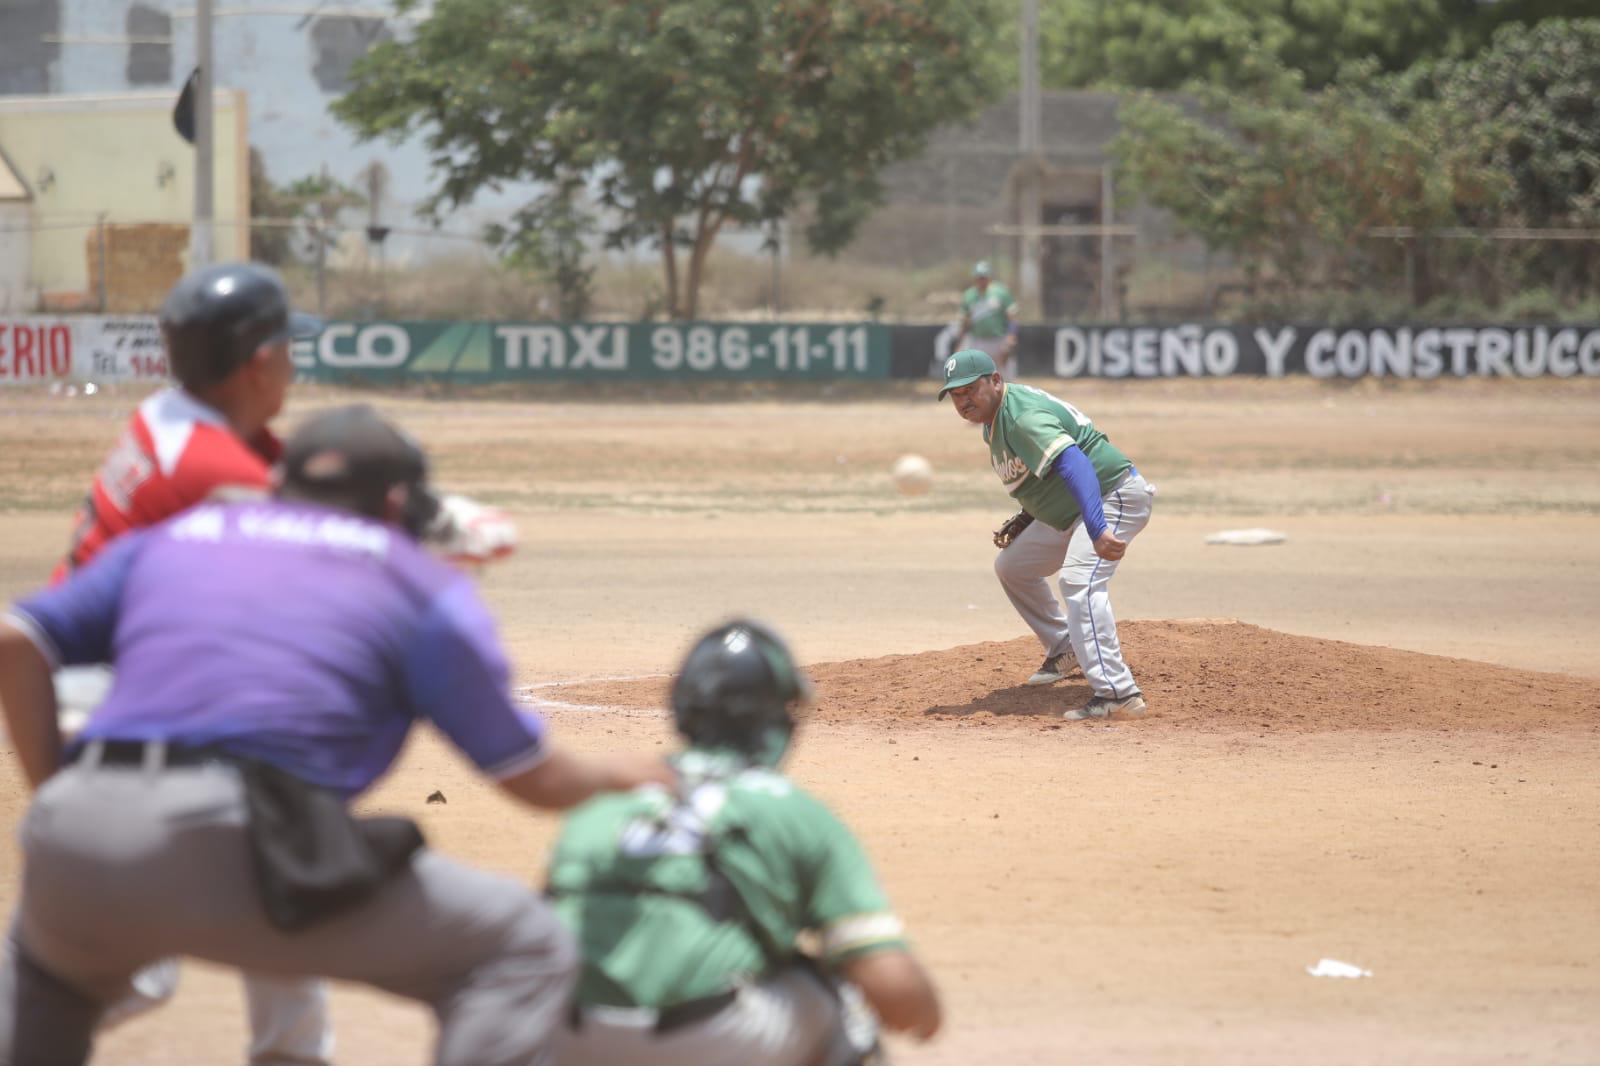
55, 261, 315, 581
546, 620, 943, 1065
43, 263, 518, 1062
0, 405, 672, 1065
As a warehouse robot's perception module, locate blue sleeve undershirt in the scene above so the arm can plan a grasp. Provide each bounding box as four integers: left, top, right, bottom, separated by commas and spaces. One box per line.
1052, 445, 1107, 540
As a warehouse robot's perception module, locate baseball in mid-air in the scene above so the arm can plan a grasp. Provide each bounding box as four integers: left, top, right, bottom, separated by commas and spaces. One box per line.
891, 454, 934, 497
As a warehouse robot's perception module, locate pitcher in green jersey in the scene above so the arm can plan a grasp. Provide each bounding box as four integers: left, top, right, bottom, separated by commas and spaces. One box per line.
547, 620, 942, 1065
941, 349, 1157, 720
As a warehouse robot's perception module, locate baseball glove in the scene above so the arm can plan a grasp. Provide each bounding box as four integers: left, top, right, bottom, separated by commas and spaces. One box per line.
424, 493, 518, 567
992, 509, 1034, 549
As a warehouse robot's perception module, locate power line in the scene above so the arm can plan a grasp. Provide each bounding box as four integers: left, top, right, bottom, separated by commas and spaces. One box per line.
1365, 226, 1600, 241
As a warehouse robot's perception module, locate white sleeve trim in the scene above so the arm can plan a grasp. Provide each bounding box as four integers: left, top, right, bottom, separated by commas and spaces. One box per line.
484, 739, 551, 781
1034, 434, 1076, 477
141, 389, 210, 477
821, 912, 906, 959
3, 609, 62, 670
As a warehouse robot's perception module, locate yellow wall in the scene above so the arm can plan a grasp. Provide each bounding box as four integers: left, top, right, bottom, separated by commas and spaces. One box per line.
0, 91, 250, 301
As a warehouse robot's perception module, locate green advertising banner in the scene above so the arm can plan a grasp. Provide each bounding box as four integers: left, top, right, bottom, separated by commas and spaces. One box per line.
292, 321, 890, 381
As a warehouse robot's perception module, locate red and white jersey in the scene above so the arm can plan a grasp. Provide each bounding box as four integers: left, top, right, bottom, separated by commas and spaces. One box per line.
54, 388, 282, 581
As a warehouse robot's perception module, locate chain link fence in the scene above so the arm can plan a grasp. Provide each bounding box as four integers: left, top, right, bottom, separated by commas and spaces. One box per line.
5, 211, 1598, 323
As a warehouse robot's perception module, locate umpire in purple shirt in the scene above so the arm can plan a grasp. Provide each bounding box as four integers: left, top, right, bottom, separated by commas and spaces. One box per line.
0, 405, 673, 1066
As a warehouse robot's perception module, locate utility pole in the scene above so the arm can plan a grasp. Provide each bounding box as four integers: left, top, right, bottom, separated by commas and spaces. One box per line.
190, 0, 214, 267
316, 164, 330, 316
1017, 0, 1042, 316
1100, 164, 1115, 320
769, 218, 782, 320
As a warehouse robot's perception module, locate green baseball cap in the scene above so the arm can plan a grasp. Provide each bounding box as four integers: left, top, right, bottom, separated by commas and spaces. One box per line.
973, 260, 993, 278
938, 348, 998, 399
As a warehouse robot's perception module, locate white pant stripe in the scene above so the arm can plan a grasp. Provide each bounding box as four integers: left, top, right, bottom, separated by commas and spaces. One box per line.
993, 473, 1155, 698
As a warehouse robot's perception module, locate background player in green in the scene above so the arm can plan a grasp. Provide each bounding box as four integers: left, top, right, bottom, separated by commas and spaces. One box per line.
940, 349, 1157, 720
547, 619, 942, 1065
959, 260, 1019, 378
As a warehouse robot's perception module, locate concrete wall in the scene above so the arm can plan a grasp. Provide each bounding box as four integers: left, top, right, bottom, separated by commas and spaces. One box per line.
0, 204, 32, 312
0, 91, 248, 306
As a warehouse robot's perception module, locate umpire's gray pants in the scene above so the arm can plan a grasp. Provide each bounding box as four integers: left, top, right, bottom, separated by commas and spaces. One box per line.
994, 471, 1155, 699
0, 759, 577, 1066
55, 666, 334, 1065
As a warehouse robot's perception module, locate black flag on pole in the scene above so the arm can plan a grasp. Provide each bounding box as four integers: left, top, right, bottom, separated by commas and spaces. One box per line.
173, 68, 199, 145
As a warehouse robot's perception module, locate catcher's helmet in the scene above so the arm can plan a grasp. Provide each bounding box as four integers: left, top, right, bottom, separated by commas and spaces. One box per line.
671, 620, 813, 753
160, 261, 320, 390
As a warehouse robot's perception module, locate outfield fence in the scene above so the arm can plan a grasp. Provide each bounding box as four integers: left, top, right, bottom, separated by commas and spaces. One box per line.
4, 315, 1598, 386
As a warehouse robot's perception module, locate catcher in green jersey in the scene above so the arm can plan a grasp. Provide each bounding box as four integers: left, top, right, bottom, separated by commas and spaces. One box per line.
941, 348, 1157, 720
546, 620, 941, 1065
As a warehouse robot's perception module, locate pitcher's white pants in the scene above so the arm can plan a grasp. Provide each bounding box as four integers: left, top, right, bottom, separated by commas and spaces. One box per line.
994, 471, 1155, 699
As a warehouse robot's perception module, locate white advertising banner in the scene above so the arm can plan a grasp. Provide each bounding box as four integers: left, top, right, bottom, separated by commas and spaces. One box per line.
0, 316, 168, 385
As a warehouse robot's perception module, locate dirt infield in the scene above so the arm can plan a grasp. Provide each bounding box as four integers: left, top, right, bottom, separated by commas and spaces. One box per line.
0, 377, 1597, 1064
546, 621, 1600, 734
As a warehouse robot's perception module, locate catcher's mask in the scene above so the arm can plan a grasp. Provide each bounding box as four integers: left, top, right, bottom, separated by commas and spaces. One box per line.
279, 404, 441, 538
671, 620, 813, 764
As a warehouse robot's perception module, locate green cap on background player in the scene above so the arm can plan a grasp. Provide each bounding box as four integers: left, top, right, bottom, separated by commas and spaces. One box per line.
938, 348, 998, 399
973, 260, 993, 278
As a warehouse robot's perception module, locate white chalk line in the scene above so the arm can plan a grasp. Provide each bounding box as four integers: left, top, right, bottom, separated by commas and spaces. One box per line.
514, 672, 670, 715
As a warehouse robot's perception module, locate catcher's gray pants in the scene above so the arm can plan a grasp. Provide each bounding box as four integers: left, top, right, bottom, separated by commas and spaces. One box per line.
553, 966, 869, 1066
54, 666, 334, 1065
994, 470, 1155, 699
0, 757, 577, 1066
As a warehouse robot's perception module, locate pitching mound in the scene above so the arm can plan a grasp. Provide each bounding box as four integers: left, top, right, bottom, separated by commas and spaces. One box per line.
543, 620, 1600, 734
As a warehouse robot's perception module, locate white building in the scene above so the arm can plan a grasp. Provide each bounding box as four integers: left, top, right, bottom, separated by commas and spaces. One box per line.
0, 146, 33, 311
0, 1, 529, 246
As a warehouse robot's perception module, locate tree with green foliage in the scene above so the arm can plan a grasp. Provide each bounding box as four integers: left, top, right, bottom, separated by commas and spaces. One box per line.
335, 0, 1002, 318
247, 149, 294, 266
485, 194, 597, 320
1426, 19, 1600, 301
1040, 0, 1596, 92
1112, 62, 1506, 306
277, 172, 367, 279
248, 153, 366, 268
1431, 18, 1600, 228
1114, 18, 1600, 313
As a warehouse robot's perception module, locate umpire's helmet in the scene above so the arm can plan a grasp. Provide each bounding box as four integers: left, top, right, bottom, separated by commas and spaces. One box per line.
671, 620, 813, 757
160, 261, 320, 390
